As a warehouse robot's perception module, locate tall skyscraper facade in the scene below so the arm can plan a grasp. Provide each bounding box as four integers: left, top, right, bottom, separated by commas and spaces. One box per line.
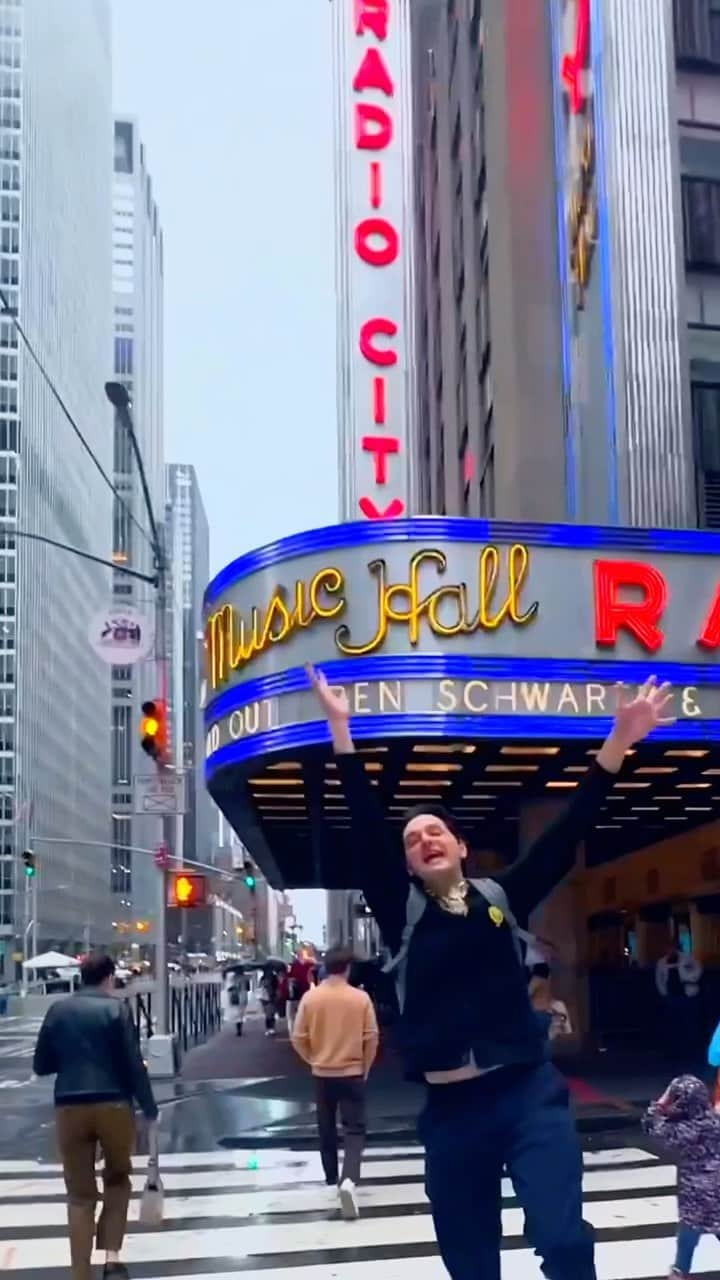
165, 464, 212, 870
0, 0, 114, 965
110, 116, 164, 947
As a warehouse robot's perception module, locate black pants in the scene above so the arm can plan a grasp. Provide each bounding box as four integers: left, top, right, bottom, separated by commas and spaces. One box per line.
420, 1063, 595, 1280
315, 1076, 366, 1186
262, 1002, 276, 1031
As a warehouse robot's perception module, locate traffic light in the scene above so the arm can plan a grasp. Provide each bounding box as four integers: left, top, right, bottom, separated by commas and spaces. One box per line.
167, 872, 207, 909
243, 861, 256, 892
140, 699, 167, 762
21, 849, 35, 879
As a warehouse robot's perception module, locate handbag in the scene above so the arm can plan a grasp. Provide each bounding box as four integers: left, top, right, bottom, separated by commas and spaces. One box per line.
139, 1124, 164, 1226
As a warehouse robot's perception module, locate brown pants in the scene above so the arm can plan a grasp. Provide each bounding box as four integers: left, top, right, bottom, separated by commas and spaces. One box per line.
56, 1101, 135, 1280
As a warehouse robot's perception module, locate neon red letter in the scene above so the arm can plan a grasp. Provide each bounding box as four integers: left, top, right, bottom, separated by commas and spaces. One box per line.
359, 317, 398, 366
359, 496, 405, 520
561, 0, 590, 114
373, 375, 386, 423
354, 0, 389, 41
355, 217, 399, 267
593, 559, 667, 653
355, 103, 393, 151
698, 584, 720, 650
362, 435, 400, 484
353, 46, 395, 96
370, 161, 382, 208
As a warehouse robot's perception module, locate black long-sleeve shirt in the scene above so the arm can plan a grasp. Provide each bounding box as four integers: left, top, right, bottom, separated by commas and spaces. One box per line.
337, 753, 614, 1079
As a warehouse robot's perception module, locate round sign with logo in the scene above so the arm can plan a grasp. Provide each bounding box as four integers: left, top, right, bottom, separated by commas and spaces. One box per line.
88, 606, 154, 666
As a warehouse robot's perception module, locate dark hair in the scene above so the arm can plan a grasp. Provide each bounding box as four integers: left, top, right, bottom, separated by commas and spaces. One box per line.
324, 945, 354, 975
80, 953, 116, 988
401, 803, 464, 841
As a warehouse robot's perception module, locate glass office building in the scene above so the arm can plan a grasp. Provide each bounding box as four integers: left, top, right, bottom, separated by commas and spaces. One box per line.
0, 0, 114, 963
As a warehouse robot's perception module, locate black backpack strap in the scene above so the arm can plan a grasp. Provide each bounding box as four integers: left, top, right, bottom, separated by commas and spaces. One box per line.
382, 883, 427, 1013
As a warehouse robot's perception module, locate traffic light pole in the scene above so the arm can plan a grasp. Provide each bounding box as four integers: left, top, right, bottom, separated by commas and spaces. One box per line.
20, 875, 31, 995
105, 383, 172, 1049
154, 548, 170, 1039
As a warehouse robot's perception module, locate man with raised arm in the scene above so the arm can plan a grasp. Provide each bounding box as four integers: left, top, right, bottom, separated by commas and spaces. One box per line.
307, 666, 674, 1280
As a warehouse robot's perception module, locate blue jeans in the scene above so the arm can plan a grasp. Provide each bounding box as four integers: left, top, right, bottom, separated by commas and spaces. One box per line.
675, 1223, 720, 1273
419, 1062, 595, 1280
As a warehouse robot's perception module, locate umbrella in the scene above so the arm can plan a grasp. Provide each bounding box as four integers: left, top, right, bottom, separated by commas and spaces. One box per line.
22, 950, 80, 970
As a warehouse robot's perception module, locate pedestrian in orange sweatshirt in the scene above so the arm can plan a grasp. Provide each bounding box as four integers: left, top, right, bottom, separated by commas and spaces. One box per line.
291, 945, 379, 1220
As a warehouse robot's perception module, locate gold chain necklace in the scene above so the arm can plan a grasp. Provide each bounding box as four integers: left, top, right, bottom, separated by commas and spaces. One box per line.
426, 878, 470, 917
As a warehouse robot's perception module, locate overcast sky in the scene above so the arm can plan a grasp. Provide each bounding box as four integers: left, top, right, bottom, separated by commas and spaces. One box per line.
112, 0, 337, 943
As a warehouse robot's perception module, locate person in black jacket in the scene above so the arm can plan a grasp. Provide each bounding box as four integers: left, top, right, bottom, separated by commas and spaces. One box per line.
307, 666, 673, 1280
33, 952, 158, 1280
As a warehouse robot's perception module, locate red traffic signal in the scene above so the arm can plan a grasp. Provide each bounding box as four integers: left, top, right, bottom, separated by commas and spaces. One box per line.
167, 872, 207, 909
140, 699, 167, 762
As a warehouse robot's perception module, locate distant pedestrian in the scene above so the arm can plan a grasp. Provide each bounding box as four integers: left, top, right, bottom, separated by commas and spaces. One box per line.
33, 952, 158, 1280
287, 954, 313, 1035
643, 1075, 720, 1277
291, 945, 379, 1219
657, 948, 703, 1062
226, 971, 248, 1037
259, 967, 279, 1036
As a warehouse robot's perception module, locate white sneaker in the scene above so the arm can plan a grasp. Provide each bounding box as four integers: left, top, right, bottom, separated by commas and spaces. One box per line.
339, 1178, 359, 1220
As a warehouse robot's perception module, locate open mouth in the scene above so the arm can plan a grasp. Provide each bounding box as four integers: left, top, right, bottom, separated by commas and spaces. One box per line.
423, 851, 446, 867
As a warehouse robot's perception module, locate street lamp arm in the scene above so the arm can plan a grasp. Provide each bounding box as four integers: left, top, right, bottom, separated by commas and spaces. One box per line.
31, 835, 220, 876
0, 529, 158, 585
104, 384, 164, 570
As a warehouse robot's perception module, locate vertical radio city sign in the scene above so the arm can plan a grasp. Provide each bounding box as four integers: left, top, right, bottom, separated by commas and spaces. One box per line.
332, 0, 416, 521
560, 0, 597, 309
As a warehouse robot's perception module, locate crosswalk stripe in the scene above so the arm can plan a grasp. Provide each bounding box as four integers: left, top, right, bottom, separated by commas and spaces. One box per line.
0, 1144, 717, 1277
0, 1142, 657, 1178
0, 1160, 680, 1211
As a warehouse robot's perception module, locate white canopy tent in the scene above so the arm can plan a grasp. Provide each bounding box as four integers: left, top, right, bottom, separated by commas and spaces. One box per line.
22, 951, 80, 970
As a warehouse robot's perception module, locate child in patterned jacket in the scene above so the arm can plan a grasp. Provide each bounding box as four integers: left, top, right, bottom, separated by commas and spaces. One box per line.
643, 1075, 720, 1278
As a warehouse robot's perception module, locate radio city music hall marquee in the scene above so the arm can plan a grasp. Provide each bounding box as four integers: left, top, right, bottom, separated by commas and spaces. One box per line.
203, 521, 720, 767
333, 0, 414, 521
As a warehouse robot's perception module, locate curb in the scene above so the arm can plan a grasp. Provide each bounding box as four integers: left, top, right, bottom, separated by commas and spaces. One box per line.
217, 1107, 640, 1149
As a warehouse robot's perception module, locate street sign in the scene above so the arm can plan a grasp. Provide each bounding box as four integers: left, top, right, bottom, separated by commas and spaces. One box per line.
154, 843, 171, 869
88, 606, 154, 666
135, 773, 186, 816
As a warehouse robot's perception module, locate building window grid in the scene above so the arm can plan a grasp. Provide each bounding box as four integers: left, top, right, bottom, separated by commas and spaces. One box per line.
111, 816, 132, 896
111, 703, 131, 786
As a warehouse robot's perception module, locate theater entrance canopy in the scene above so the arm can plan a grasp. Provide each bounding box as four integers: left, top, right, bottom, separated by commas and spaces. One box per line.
203, 518, 720, 889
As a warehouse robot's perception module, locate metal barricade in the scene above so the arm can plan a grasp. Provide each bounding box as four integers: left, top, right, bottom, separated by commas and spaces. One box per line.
124, 975, 222, 1053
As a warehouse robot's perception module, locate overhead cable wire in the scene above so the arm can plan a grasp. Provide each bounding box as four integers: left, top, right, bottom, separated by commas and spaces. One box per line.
0, 289, 155, 557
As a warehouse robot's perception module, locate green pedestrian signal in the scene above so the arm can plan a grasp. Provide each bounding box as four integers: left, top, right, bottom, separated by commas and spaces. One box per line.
22, 849, 35, 878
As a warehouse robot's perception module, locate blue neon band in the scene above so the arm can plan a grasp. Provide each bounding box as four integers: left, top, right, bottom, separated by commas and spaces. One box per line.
204, 517, 720, 605
549, 0, 577, 519
205, 712, 720, 781
204, 654, 720, 726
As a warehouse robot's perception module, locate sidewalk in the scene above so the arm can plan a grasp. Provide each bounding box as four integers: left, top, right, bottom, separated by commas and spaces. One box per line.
180, 1012, 643, 1147
182, 1009, 425, 1145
